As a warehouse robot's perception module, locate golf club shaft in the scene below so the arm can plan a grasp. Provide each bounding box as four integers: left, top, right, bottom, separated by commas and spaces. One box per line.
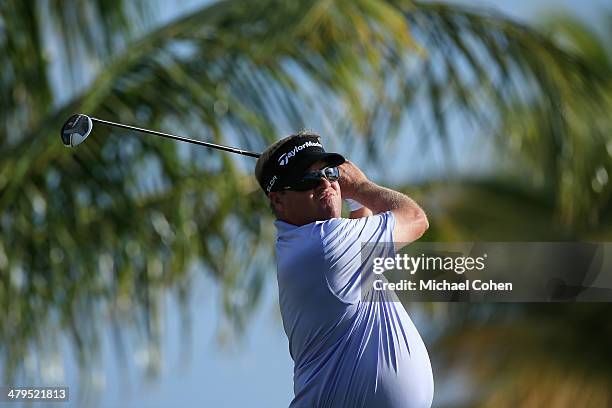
90, 117, 261, 158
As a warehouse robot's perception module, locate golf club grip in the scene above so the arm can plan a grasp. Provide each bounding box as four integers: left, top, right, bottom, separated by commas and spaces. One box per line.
90, 117, 261, 158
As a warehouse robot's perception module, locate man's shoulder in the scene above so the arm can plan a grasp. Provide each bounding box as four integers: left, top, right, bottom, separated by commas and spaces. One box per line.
319, 211, 395, 243
275, 212, 394, 241
320, 211, 394, 231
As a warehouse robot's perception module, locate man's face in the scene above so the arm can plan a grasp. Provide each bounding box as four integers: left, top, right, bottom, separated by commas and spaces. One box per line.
270, 160, 342, 225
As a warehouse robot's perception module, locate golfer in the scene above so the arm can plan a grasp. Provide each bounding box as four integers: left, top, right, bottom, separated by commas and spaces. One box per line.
255, 132, 434, 408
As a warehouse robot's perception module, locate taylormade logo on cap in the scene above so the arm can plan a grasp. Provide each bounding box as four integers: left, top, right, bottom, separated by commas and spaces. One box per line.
256, 132, 345, 195
277, 141, 323, 166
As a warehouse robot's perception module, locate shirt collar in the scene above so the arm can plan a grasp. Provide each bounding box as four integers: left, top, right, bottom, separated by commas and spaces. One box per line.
274, 219, 298, 236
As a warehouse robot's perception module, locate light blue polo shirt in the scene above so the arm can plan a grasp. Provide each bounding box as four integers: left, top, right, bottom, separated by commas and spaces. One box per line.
275, 211, 434, 408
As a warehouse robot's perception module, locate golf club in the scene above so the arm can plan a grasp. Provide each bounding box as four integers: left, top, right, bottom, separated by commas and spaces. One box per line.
60, 114, 261, 158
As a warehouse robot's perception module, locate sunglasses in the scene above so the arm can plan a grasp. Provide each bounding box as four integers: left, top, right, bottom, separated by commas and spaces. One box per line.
282, 166, 340, 191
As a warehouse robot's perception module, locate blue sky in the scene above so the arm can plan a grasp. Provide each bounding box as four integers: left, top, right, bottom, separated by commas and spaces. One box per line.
443, 0, 610, 25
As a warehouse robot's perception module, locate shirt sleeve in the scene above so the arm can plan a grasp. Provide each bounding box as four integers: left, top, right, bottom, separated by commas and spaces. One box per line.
318, 211, 396, 304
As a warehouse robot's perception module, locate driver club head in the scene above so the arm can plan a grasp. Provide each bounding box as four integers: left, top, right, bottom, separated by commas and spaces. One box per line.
61, 114, 93, 147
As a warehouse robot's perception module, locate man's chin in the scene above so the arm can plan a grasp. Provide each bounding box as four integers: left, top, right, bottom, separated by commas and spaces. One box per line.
318, 202, 341, 219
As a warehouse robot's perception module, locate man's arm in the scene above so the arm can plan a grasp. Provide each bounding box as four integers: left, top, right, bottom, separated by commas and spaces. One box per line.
349, 206, 373, 219
339, 160, 429, 244
344, 198, 373, 218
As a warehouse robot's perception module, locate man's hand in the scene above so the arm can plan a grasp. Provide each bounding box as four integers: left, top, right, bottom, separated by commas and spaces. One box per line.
338, 160, 369, 200
338, 160, 429, 246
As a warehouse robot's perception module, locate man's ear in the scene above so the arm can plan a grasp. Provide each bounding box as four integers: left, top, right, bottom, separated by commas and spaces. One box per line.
268, 191, 285, 214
